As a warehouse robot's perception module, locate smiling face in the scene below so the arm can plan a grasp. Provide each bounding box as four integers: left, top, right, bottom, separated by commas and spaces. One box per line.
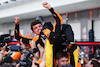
32, 23, 43, 35
57, 57, 69, 67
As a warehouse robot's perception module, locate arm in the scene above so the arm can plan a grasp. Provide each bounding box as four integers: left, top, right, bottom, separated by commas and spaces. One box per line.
39, 37, 47, 67
14, 17, 37, 47
77, 46, 89, 64
42, 2, 63, 32
83, 56, 89, 64
0, 51, 4, 63
37, 43, 44, 59
0, 43, 10, 63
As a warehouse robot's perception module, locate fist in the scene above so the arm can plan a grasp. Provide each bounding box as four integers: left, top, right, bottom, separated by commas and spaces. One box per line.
14, 17, 20, 24
42, 2, 51, 9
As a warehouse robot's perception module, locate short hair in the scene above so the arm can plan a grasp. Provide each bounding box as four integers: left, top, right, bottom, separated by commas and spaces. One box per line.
91, 60, 100, 67
56, 51, 68, 60
31, 20, 42, 31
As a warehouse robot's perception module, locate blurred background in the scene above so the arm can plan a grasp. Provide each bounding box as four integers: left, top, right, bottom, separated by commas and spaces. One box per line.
0, 0, 100, 60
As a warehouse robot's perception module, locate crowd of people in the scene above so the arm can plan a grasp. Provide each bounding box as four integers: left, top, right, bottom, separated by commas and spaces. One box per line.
0, 2, 100, 67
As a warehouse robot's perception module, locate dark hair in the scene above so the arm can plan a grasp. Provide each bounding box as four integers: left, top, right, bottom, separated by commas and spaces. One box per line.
31, 20, 42, 31
91, 60, 100, 67
56, 51, 68, 60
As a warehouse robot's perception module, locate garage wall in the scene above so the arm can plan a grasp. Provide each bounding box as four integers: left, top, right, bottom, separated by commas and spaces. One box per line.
94, 20, 100, 41
68, 20, 81, 41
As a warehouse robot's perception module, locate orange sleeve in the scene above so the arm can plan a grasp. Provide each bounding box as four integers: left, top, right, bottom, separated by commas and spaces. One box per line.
12, 51, 21, 60
49, 8, 63, 32
14, 24, 39, 47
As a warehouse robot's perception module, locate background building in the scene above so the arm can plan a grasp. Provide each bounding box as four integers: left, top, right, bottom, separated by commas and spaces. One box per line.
0, 0, 100, 42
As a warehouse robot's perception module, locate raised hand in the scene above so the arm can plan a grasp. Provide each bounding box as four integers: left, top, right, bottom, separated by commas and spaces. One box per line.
29, 40, 36, 49
26, 31, 34, 38
42, 2, 51, 9
14, 17, 20, 24
0, 43, 7, 52
0, 43, 10, 56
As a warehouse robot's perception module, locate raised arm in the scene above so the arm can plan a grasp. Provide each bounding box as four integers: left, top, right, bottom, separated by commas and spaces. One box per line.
42, 2, 63, 32
14, 17, 34, 47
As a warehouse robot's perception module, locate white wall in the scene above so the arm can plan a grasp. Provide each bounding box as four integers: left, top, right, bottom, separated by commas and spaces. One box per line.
0, 0, 87, 18
0, 19, 32, 36
68, 20, 81, 41
94, 20, 100, 41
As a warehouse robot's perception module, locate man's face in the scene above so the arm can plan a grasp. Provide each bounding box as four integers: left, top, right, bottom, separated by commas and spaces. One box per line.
58, 57, 69, 67
85, 60, 93, 67
32, 23, 43, 35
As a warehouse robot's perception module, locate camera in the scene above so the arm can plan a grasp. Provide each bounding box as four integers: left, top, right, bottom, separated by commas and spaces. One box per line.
0, 34, 21, 52
20, 48, 39, 67
20, 51, 32, 67
0, 34, 10, 47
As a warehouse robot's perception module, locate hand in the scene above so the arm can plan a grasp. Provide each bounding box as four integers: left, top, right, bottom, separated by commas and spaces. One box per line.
3, 50, 10, 56
29, 40, 36, 49
16, 63, 20, 67
77, 46, 81, 57
20, 38, 25, 49
37, 43, 44, 59
14, 17, 20, 24
26, 31, 34, 38
0, 43, 10, 56
42, 2, 51, 9
41, 35, 48, 45
0, 43, 7, 52
37, 43, 44, 53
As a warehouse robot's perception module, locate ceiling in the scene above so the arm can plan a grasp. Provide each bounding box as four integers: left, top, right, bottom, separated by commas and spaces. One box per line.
0, 0, 100, 24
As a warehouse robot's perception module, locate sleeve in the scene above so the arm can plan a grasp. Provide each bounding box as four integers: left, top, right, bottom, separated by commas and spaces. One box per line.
14, 24, 36, 47
68, 44, 79, 67
49, 8, 63, 33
